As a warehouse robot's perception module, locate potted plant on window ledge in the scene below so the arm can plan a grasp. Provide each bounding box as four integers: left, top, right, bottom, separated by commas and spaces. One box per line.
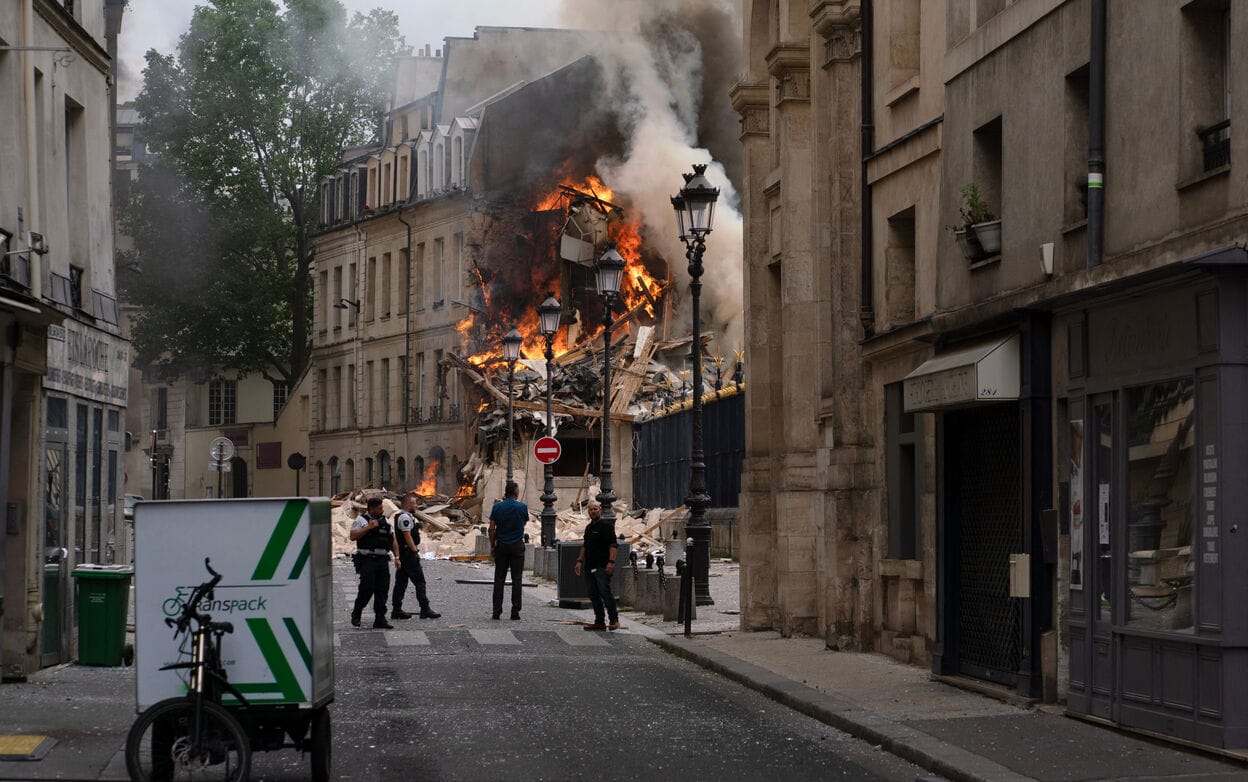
953, 183, 1001, 262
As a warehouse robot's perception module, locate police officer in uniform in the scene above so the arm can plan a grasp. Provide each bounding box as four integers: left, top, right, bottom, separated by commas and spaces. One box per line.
349, 497, 396, 629
391, 492, 441, 620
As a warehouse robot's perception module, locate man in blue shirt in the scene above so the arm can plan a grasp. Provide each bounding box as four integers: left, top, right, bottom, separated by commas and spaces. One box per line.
488, 481, 529, 620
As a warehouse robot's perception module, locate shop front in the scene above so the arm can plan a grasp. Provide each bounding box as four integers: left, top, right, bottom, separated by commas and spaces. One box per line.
1062, 255, 1248, 748
904, 318, 1056, 698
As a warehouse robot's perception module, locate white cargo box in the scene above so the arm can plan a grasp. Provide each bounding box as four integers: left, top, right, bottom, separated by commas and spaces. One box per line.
134, 498, 333, 710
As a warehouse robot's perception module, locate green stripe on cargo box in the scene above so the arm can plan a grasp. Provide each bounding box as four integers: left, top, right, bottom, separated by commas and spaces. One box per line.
246, 617, 306, 702
284, 617, 312, 672
289, 539, 310, 580
252, 500, 306, 581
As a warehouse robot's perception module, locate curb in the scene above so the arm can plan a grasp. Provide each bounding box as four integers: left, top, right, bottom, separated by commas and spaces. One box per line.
649, 635, 1035, 782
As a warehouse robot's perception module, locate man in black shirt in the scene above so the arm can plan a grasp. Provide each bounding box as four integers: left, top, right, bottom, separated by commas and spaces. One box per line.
574, 500, 619, 631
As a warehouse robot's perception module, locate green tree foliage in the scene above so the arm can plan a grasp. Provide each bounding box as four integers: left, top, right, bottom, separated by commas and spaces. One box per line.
120, 0, 408, 386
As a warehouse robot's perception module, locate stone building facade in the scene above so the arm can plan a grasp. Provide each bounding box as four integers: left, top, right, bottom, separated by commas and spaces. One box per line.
1, 0, 128, 677
737, 0, 1248, 751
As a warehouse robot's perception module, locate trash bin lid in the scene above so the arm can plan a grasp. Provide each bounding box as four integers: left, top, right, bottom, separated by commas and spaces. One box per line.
71, 564, 134, 578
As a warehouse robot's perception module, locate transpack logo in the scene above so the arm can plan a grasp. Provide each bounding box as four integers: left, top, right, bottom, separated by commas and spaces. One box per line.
161, 585, 269, 617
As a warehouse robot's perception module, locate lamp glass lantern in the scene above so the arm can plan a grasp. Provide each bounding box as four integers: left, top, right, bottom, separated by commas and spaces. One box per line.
595, 243, 626, 296
669, 195, 690, 241
538, 294, 562, 337
677, 164, 720, 236
502, 328, 524, 362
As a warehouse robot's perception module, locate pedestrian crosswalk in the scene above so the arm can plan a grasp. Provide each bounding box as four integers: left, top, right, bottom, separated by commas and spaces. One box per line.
361, 627, 633, 649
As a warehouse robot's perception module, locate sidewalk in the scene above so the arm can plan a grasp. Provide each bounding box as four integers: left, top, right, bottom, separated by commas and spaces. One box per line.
622, 565, 1248, 782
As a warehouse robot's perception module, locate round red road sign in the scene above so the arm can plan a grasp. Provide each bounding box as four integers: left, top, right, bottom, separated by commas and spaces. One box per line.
533, 436, 561, 465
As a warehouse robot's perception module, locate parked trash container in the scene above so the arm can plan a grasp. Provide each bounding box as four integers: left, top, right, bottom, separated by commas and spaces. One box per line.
72, 564, 133, 666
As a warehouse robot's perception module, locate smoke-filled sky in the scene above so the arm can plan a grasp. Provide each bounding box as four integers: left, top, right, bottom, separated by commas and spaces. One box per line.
117, 0, 565, 101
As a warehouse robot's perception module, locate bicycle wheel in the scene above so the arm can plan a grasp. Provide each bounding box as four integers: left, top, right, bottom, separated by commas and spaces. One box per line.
125, 697, 251, 782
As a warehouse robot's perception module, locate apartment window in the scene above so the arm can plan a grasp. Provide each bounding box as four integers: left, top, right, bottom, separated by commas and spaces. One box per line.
399, 248, 410, 315
399, 156, 409, 199
452, 136, 463, 184
383, 162, 392, 204
69, 265, 84, 310
345, 364, 355, 427
320, 182, 330, 223
365, 256, 376, 321
415, 352, 425, 421
432, 238, 445, 306
347, 262, 357, 325
972, 116, 1004, 231
885, 207, 916, 326
364, 361, 374, 426
885, 383, 921, 560
154, 386, 168, 432
208, 379, 237, 426
318, 270, 329, 334
332, 366, 342, 429
317, 369, 328, 429
453, 233, 464, 304
381, 358, 391, 425
65, 97, 86, 262
414, 243, 426, 309
398, 355, 407, 419
367, 165, 377, 208
1183, 1, 1231, 173
888, 0, 920, 90
1064, 65, 1090, 226
332, 266, 343, 330
272, 381, 289, 420
381, 252, 392, 317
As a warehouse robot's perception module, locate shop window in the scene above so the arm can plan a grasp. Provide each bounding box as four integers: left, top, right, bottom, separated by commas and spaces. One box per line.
1092, 399, 1113, 621
208, 379, 237, 426
885, 383, 921, 560
1125, 378, 1195, 632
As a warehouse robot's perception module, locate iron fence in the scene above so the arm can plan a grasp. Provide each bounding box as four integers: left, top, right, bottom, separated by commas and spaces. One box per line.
632, 391, 743, 509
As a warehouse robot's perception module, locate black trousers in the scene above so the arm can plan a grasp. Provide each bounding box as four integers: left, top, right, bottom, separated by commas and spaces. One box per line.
585, 567, 618, 624
393, 550, 431, 612
492, 542, 526, 616
352, 556, 391, 620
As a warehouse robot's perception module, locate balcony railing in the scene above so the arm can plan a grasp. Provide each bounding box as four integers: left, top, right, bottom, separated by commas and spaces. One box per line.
1198, 119, 1230, 172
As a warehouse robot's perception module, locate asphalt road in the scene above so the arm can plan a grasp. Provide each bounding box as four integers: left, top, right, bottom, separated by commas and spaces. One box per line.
245, 558, 931, 782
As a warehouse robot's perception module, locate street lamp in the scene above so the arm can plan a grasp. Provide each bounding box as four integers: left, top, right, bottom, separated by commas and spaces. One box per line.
502, 327, 523, 484
538, 293, 562, 548
595, 243, 626, 531
671, 163, 719, 607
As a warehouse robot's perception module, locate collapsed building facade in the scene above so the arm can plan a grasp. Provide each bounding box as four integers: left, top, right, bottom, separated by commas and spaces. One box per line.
309, 26, 745, 527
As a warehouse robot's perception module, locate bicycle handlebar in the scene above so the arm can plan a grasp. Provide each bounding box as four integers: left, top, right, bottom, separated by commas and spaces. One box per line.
168, 558, 228, 638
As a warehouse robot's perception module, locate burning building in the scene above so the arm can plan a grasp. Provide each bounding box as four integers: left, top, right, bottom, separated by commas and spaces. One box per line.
309, 22, 746, 524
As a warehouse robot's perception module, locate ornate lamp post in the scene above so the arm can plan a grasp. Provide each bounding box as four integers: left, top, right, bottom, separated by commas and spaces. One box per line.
502, 327, 523, 483
671, 163, 719, 606
594, 243, 626, 530
538, 293, 562, 548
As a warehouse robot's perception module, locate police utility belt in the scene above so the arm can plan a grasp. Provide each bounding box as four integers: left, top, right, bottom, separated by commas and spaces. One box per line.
357, 548, 392, 557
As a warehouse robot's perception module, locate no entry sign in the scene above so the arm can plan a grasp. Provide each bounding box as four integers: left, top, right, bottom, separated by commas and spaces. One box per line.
534, 436, 561, 465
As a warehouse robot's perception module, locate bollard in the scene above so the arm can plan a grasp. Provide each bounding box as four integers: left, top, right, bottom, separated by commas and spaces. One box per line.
681, 537, 694, 637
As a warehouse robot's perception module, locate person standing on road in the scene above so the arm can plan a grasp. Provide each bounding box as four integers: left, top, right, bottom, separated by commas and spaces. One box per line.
349, 497, 396, 629
391, 493, 441, 620
488, 481, 528, 620
574, 500, 619, 631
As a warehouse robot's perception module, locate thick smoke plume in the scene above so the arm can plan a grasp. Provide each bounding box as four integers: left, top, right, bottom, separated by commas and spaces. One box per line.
558, 0, 745, 354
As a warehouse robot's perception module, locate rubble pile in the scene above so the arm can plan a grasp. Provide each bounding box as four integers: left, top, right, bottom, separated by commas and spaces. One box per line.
330, 482, 689, 560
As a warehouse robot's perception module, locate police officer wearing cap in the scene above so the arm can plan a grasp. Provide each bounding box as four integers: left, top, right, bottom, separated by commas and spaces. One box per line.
349, 497, 397, 629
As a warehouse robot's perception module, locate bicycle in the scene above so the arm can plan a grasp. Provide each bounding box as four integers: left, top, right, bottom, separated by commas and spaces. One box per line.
125, 558, 252, 782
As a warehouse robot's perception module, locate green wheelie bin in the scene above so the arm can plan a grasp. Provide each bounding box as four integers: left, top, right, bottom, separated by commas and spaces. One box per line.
71, 565, 133, 665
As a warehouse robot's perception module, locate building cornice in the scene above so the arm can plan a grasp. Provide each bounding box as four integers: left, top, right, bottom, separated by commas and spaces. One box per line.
729, 81, 769, 138
34, 0, 111, 75
764, 42, 809, 79
810, 0, 861, 40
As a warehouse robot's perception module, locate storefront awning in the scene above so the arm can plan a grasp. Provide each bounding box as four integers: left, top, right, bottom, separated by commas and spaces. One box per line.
903, 334, 1019, 412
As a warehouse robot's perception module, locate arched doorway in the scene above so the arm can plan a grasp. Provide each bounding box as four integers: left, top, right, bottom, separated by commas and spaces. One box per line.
230, 457, 248, 498
396, 457, 406, 491
345, 458, 355, 488
428, 446, 446, 495
316, 461, 324, 495
329, 457, 341, 495
379, 450, 391, 489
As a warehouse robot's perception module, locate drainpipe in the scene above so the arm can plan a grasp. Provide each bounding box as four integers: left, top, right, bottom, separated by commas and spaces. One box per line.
23, 0, 42, 301
397, 211, 413, 450
1087, 0, 1106, 269
859, 0, 875, 336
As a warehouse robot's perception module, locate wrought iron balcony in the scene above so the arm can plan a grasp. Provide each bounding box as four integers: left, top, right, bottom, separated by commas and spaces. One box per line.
1198, 119, 1230, 172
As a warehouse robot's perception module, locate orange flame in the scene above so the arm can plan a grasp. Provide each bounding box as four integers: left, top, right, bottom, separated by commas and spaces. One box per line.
415, 459, 440, 496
